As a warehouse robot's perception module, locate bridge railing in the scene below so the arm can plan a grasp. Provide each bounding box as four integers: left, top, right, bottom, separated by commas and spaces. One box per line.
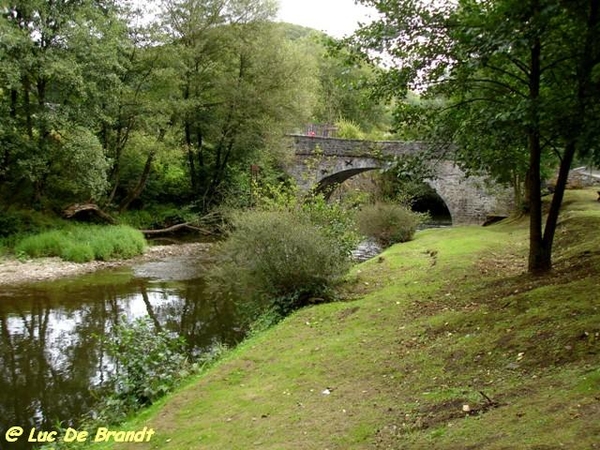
303, 124, 338, 137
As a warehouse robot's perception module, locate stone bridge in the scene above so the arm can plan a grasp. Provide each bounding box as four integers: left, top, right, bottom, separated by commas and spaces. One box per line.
286, 135, 513, 225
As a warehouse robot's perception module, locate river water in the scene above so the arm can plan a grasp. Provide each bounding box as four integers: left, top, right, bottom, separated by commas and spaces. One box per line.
0, 251, 243, 449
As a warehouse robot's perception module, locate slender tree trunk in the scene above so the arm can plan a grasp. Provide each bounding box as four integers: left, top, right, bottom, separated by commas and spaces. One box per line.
183, 78, 198, 193
10, 89, 17, 118
527, 31, 549, 273
119, 129, 165, 212
119, 150, 155, 213
196, 128, 204, 168
32, 78, 49, 207
185, 122, 198, 193
23, 77, 33, 139
541, 142, 576, 255
538, 0, 599, 270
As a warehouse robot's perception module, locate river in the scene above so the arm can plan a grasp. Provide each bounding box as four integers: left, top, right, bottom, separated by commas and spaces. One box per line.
0, 249, 244, 449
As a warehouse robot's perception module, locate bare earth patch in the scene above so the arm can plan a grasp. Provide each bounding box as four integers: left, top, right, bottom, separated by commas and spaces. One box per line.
0, 242, 212, 286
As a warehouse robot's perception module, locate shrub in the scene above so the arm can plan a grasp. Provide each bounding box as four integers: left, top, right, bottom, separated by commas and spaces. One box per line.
301, 194, 360, 257
209, 210, 350, 322
0, 209, 65, 238
104, 319, 187, 408
335, 119, 366, 140
356, 202, 422, 247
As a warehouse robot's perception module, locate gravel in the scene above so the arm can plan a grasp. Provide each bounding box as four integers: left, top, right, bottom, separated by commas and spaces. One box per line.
0, 243, 213, 286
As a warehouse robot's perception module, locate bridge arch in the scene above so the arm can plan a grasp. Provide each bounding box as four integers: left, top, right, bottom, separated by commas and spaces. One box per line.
286, 135, 513, 225
317, 166, 455, 224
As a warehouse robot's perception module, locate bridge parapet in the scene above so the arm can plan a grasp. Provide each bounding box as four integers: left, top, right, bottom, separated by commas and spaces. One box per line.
288, 134, 429, 158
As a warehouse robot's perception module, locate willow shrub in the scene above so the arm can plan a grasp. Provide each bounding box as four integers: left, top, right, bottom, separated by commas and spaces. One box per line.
356, 202, 422, 247
14, 224, 146, 262
209, 210, 350, 323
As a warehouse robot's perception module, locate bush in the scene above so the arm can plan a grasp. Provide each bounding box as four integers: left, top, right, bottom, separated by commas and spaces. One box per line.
101, 318, 188, 418
13, 224, 146, 262
335, 119, 366, 140
0, 209, 65, 238
209, 210, 350, 322
301, 195, 360, 257
356, 202, 422, 247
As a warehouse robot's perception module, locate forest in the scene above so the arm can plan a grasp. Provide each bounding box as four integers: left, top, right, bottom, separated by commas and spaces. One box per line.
0, 0, 390, 218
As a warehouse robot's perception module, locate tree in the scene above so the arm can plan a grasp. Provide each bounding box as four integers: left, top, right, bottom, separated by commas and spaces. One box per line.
351, 0, 600, 273
161, 0, 314, 210
0, 0, 130, 207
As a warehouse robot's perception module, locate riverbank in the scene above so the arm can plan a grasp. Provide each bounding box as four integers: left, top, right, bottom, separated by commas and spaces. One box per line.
0, 242, 212, 286
83, 188, 600, 449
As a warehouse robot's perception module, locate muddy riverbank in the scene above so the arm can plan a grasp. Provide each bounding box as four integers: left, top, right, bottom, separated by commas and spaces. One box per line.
0, 242, 213, 286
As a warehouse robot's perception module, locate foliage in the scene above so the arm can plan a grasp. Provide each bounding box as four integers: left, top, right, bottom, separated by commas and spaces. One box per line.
335, 119, 366, 140
350, 0, 600, 272
0, 209, 65, 238
118, 204, 198, 229
47, 127, 111, 201
209, 209, 350, 323
356, 202, 422, 247
248, 181, 360, 256
301, 194, 361, 257
13, 225, 146, 262
312, 36, 392, 133
0, 0, 128, 206
96, 318, 189, 422
163, 3, 316, 210
376, 153, 439, 206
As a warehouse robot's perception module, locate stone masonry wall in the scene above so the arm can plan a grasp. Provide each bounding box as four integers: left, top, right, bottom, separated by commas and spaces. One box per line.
286, 135, 513, 225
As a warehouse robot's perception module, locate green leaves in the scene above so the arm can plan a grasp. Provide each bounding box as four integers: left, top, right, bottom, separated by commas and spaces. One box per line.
352, 0, 600, 272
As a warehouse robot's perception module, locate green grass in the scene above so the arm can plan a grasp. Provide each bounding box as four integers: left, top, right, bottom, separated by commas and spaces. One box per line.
84, 188, 600, 449
13, 224, 146, 262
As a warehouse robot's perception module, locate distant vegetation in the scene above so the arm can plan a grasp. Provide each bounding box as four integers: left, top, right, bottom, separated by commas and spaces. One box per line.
0, 1, 391, 219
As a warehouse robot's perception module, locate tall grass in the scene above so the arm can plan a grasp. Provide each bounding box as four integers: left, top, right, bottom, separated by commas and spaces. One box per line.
14, 225, 146, 262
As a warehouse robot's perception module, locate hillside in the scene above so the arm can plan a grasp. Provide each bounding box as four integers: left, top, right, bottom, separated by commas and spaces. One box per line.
102, 188, 600, 449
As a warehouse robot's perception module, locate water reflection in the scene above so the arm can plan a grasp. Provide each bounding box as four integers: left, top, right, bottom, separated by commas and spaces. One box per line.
0, 261, 242, 449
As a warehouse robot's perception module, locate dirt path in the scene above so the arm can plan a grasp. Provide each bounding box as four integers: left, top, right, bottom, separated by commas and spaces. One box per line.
0, 243, 213, 286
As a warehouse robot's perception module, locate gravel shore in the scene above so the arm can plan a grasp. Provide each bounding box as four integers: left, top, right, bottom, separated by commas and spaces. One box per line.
0, 242, 213, 286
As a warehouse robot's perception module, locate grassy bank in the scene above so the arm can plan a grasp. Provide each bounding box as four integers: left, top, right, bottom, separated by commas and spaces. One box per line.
92, 189, 599, 449
6, 224, 146, 262
0, 204, 192, 261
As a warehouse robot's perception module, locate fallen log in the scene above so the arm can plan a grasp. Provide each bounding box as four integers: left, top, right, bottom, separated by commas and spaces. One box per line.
139, 222, 212, 236
63, 203, 117, 224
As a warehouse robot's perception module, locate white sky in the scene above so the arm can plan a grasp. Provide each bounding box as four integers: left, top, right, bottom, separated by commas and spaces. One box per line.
276, 0, 374, 38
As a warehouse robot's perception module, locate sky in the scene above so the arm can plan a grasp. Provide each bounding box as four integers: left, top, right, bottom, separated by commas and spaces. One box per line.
276, 0, 374, 38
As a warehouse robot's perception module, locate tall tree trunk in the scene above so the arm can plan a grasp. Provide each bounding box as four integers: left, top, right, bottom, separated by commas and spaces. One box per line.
119, 150, 155, 213
527, 30, 549, 273
185, 121, 198, 193
537, 0, 599, 270
118, 130, 164, 212
23, 77, 33, 139
541, 142, 576, 256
